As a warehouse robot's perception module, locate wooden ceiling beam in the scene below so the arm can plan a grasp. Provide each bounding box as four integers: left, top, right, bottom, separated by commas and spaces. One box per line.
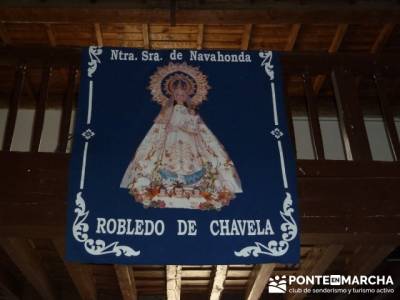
328, 24, 349, 53
0, 22, 11, 45
370, 23, 396, 54
114, 265, 138, 300
197, 24, 204, 50
289, 245, 343, 300
0, 238, 56, 300
170, 0, 177, 26
94, 23, 103, 47
285, 23, 301, 51
142, 24, 149, 49
53, 239, 97, 300
313, 24, 348, 94
245, 264, 275, 300
166, 265, 182, 300
241, 24, 252, 50
44, 24, 56, 47
351, 23, 395, 90
209, 265, 228, 300
347, 245, 396, 275
43, 24, 71, 81
1, 5, 400, 24
25, 76, 39, 104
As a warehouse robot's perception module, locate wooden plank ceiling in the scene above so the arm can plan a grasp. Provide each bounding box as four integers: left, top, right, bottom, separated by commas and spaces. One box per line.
0, 3, 399, 113
0, 238, 397, 300
0, 22, 398, 53
0, 22, 399, 115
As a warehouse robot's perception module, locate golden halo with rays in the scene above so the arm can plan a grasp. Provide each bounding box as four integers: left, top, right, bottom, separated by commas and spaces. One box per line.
148, 62, 210, 107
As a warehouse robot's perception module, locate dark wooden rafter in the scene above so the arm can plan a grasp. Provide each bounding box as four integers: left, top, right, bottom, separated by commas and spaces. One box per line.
0, 21, 11, 45
56, 65, 78, 153
351, 23, 396, 93
1, 3, 400, 24
302, 71, 325, 160
374, 74, 400, 161
44, 23, 56, 47
0, 238, 56, 300
350, 23, 396, 96
245, 264, 275, 300
197, 24, 204, 50
370, 23, 396, 54
2, 64, 27, 151
331, 67, 372, 161
142, 24, 150, 49
53, 239, 97, 300
241, 24, 252, 50
170, 0, 177, 26
25, 76, 39, 104
44, 24, 74, 83
166, 265, 182, 300
347, 245, 396, 275
114, 265, 138, 300
327, 245, 397, 300
288, 245, 343, 300
313, 24, 348, 94
30, 65, 51, 152
94, 23, 103, 47
328, 24, 349, 53
298, 248, 318, 274
209, 265, 228, 300
44, 23, 74, 83
285, 23, 301, 51
345, 23, 396, 95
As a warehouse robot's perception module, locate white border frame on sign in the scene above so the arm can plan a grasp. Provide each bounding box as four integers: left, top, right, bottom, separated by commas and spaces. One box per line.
72, 46, 140, 257
71, 47, 298, 259
234, 51, 297, 258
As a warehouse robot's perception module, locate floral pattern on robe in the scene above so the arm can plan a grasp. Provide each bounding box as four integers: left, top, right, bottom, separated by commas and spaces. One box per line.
121, 104, 242, 210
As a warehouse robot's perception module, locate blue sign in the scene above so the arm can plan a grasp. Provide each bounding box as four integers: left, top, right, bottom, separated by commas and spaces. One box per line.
66, 47, 299, 264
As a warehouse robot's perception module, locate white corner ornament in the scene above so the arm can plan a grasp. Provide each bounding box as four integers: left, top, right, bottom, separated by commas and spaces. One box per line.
73, 192, 140, 257
88, 46, 103, 78
259, 51, 274, 81
234, 192, 297, 257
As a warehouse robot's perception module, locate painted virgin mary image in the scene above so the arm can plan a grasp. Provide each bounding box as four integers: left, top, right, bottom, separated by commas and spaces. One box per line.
120, 62, 242, 210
